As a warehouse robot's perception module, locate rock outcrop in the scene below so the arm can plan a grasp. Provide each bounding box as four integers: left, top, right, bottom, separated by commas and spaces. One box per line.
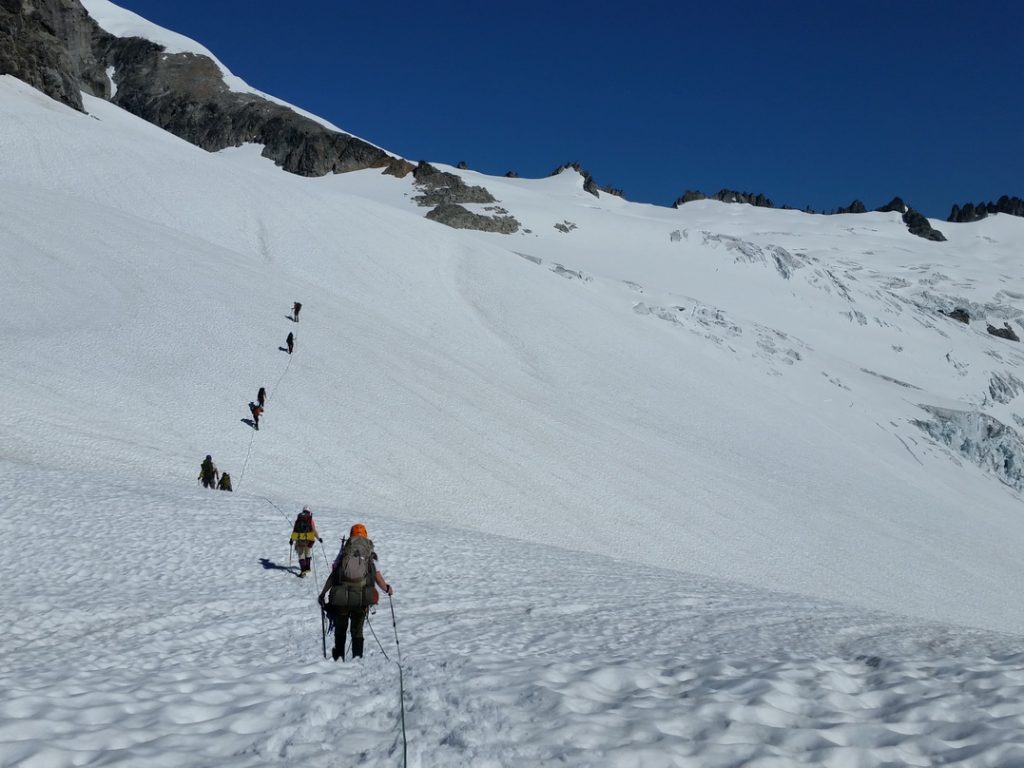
943, 307, 971, 324
412, 162, 519, 234
0, 0, 105, 111
987, 323, 1020, 342
412, 162, 496, 206
902, 208, 946, 242
948, 196, 1024, 223
550, 162, 604, 198
425, 203, 519, 233
672, 189, 775, 209
873, 197, 945, 241
875, 197, 908, 214
0, 0, 396, 178
833, 199, 867, 214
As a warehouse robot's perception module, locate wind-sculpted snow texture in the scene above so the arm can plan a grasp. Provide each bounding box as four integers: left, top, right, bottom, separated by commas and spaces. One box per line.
5, 19, 1024, 763
5, 466, 1024, 767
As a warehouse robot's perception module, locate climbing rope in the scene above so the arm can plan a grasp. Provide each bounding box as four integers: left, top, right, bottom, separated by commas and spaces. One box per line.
235, 352, 293, 491
259, 496, 293, 526
368, 595, 408, 767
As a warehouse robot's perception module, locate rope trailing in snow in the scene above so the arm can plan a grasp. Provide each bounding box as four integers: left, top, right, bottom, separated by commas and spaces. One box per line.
259, 496, 293, 526
368, 594, 408, 767
235, 352, 292, 491
236, 429, 258, 488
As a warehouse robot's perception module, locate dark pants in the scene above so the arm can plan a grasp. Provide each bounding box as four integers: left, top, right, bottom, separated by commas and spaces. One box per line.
201, 477, 215, 488
329, 584, 368, 657
333, 608, 365, 644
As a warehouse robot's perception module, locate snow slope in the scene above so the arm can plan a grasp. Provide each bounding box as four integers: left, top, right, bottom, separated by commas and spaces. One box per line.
3, 50, 1024, 766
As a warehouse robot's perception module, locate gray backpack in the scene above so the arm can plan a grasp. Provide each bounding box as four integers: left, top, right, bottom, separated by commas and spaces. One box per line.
339, 537, 375, 584
329, 537, 376, 609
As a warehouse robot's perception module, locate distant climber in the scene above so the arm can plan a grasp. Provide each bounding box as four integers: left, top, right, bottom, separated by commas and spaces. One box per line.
257, 387, 267, 409
292, 302, 302, 322
319, 523, 393, 661
217, 472, 233, 492
290, 507, 322, 578
249, 402, 263, 430
198, 455, 219, 489
286, 332, 295, 355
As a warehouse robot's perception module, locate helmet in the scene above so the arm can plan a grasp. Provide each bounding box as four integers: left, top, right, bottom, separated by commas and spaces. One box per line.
205, 455, 212, 461
350, 523, 368, 539
302, 506, 311, 512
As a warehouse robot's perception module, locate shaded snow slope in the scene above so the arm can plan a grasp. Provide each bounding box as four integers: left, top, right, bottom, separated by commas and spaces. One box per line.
3, 75, 1024, 636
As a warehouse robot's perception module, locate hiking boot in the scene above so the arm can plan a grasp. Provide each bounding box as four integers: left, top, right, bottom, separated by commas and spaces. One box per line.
352, 638, 364, 658
331, 646, 342, 662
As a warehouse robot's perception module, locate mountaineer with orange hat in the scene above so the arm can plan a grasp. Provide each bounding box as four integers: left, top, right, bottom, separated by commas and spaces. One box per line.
318, 523, 393, 661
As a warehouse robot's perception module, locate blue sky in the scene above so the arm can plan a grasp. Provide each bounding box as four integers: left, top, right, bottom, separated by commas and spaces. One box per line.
111, 0, 1021, 217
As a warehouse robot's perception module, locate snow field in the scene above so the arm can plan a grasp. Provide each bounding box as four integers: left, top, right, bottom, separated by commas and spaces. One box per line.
4, 465, 1024, 767
3, 16, 1024, 763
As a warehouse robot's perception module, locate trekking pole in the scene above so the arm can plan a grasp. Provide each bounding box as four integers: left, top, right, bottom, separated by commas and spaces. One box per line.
388, 593, 403, 666
320, 607, 327, 659
318, 539, 331, 570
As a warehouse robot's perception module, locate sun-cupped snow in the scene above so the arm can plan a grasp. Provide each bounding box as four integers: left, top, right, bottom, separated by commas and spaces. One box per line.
4, 65, 1024, 766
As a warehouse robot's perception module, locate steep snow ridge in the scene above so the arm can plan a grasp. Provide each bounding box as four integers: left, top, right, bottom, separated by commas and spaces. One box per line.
81, 0, 257, 93
79, 0, 382, 146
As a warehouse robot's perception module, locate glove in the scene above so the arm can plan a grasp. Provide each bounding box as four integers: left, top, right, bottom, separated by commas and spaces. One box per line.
318, 538, 323, 543
385, 584, 393, 596
318, 595, 326, 607
289, 540, 293, 547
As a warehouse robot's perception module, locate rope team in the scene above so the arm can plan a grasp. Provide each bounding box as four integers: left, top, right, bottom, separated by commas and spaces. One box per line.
196, 301, 302, 490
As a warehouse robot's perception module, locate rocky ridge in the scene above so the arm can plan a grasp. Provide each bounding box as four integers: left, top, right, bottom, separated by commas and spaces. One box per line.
0, 0, 397, 177
948, 196, 1024, 223
550, 162, 624, 199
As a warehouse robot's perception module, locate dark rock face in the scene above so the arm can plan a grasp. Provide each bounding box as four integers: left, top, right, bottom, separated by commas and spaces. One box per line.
948, 196, 1024, 223
672, 189, 774, 209
876, 197, 908, 214
0, 0, 106, 111
412, 161, 496, 206
456, 160, 468, 170
834, 199, 867, 214
382, 158, 415, 178
550, 162, 604, 198
902, 208, 946, 242
873, 197, 945, 241
504, 170, 519, 178
671, 190, 707, 207
425, 203, 519, 234
102, 41, 393, 176
0, 0, 396, 178
944, 308, 971, 324
411, 162, 520, 233
987, 323, 1020, 342
600, 186, 625, 198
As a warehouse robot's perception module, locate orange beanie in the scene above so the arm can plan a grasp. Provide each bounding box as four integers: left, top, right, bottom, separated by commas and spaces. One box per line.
350, 523, 368, 539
